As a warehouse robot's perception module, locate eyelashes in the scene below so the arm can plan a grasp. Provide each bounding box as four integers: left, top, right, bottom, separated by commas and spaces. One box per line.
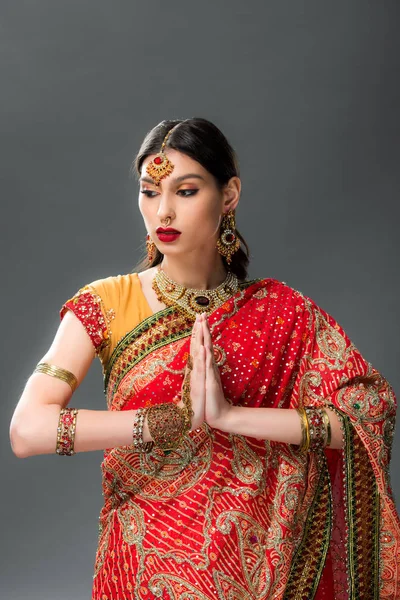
140, 189, 198, 198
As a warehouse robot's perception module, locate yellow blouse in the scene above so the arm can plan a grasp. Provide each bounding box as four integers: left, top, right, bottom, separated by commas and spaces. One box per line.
60, 272, 154, 371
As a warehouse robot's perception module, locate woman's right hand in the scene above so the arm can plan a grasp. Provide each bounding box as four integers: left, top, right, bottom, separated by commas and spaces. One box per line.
179, 313, 206, 431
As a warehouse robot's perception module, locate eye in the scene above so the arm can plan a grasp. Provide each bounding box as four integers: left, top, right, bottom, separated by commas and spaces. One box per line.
140, 190, 158, 197
178, 189, 198, 197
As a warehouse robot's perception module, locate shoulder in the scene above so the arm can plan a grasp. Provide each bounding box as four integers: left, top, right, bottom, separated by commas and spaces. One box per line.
257, 277, 349, 338
85, 272, 138, 302
251, 276, 310, 309
59, 272, 140, 358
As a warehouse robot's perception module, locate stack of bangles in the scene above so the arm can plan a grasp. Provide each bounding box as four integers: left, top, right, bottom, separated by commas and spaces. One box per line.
33, 362, 79, 456
33, 356, 195, 456
296, 406, 332, 452
34, 361, 329, 456
132, 354, 195, 454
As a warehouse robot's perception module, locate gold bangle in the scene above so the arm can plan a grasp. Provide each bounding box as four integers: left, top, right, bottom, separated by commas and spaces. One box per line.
322, 409, 332, 447
56, 407, 78, 455
34, 363, 78, 393
296, 407, 310, 452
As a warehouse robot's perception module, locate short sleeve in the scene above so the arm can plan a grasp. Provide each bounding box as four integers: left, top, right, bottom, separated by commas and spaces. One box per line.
60, 280, 115, 357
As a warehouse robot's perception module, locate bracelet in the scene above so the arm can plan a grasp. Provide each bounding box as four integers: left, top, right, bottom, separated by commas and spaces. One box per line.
132, 408, 154, 453
56, 407, 78, 455
305, 407, 327, 452
296, 407, 310, 452
147, 403, 189, 452
322, 409, 332, 447
34, 362, 78, 393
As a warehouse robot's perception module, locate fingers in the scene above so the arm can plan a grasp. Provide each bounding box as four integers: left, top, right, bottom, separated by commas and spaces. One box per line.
190, 313, 204, 358
200, 314, 220, 378
187, 314, 205, 384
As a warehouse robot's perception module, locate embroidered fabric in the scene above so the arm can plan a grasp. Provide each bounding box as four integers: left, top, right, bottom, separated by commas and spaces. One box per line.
60, 274, 400, 600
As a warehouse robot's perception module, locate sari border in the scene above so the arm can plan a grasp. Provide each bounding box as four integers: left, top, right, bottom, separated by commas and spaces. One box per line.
103, 278, 261, 394
283, 453, 332, 599
104, 305, 185, 392
343, 415, 380, 599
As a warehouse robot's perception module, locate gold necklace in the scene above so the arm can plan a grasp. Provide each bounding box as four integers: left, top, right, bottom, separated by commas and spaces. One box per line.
152, 264, 239, 318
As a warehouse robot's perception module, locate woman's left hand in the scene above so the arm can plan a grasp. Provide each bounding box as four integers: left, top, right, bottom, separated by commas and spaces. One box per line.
199, 312, 232, 430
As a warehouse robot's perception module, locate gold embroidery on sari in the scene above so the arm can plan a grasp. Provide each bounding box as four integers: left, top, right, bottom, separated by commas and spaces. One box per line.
213, 570, 251, 599
283, 454, 332, 599
343, 416, 380, 599
148, 574, 214, 599
102, 426, 213, 501
230, 435, 264, 486
91, 278, 399, 599
105, 307, 193, 408
216, 511, 272, 597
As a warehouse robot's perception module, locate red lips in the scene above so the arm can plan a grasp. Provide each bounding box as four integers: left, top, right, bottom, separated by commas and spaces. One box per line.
156, 227, 181, 233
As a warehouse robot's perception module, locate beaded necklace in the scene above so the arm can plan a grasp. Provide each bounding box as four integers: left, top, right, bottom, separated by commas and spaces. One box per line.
152, 264, 239, 318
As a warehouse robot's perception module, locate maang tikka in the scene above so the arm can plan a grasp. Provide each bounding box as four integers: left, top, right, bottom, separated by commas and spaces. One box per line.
145, 123, 180, 186
216, 210, 240, 265
145, 123, 180, 261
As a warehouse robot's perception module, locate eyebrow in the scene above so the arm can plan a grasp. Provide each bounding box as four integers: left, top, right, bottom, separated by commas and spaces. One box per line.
139, 173, 206, 185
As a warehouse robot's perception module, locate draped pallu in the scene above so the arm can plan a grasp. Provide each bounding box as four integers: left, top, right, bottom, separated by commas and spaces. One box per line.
60, 273, 400, 600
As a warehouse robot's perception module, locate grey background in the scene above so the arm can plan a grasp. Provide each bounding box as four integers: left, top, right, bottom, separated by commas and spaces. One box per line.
1, 1, 399, 598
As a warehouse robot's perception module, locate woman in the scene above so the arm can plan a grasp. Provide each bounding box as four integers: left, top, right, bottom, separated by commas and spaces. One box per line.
10, 117, 400, 599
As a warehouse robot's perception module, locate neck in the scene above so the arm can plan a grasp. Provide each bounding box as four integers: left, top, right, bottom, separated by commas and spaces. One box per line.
159, 253, 228, 290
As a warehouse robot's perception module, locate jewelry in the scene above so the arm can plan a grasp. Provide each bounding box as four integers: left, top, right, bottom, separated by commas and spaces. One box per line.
305, 407, 329, 451
152, 263, 239, 318
296, 407, 310, 452
56, 407, 78, 455
146, 218, 172, 261
146, 233, 156, 262
216, 210, 240, 265
180, 354, 194, 431
322, 409, 332, 447
145, 124, 181, 186
34, 363, 78, 393
146, 403, 189, 452
132, 408, 154, 453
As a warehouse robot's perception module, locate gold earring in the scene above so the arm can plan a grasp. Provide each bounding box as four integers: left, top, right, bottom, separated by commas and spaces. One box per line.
146, 234, 156, 262
216, 210, 240, 265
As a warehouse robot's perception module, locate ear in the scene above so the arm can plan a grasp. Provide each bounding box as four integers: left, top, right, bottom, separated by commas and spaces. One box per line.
222, 176, 241, 213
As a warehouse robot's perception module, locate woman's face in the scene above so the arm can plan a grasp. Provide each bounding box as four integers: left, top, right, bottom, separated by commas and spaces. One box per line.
139, 149, 238, 259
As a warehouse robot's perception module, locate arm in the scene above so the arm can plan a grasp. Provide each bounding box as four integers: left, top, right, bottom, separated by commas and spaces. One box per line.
210, 405, 343, 449
9, 311, 152, 458
198, 312, 343, 450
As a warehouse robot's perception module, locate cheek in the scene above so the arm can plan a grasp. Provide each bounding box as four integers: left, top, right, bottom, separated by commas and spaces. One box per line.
138, 197, 153, 220
186, 206, 221, 238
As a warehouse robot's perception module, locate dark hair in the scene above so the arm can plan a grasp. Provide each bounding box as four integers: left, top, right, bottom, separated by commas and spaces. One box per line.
131, 117, 250, 281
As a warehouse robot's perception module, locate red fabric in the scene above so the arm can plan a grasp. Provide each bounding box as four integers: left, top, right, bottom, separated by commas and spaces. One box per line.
89, 278, 399, 599
60, 285, 110, 353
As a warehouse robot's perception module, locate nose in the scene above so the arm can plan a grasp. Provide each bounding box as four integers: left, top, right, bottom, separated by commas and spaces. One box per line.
156, 191, 175, 222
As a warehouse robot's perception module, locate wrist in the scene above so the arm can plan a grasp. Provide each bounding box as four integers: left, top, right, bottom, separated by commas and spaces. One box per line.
209, 401, 235, 432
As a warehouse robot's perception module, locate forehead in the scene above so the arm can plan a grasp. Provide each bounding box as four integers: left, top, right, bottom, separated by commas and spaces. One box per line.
140, 149, 208, 184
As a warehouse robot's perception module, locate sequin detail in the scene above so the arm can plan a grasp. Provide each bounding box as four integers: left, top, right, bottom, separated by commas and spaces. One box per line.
60, 285, 115, 354
89, 276, 399, 600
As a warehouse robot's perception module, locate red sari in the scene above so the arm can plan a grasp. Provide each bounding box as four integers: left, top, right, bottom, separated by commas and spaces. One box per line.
61, 275, 400, 599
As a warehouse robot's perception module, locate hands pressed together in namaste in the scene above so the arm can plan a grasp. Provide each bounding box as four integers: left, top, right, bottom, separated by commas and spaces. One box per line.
180, 312, 231, 431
